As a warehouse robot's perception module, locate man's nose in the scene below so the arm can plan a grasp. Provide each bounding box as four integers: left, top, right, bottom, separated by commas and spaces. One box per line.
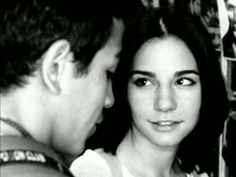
153, 85, 177, 112
104, 82, 114, 108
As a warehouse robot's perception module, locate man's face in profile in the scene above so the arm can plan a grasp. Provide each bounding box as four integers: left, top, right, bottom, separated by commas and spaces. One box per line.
51, 18, 124, 163
225, 0, 236, 34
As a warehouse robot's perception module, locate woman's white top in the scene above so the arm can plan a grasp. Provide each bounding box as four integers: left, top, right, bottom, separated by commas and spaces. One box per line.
70, 149, 209, 177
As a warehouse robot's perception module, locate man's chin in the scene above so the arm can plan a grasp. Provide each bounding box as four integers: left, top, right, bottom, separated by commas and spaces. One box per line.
233, 30, 236, 38
63, 154, 79, 166
61, 145, 86, 166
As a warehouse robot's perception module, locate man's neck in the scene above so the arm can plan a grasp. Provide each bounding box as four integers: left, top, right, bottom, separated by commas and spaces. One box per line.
0, 119, 23, 137
1, 88, 51, 145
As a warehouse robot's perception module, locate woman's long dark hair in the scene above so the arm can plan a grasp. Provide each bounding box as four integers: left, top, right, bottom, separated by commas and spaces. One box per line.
88, 7, 229, 174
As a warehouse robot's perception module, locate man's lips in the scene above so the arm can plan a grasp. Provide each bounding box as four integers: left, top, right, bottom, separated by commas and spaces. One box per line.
96, 116, 103, 124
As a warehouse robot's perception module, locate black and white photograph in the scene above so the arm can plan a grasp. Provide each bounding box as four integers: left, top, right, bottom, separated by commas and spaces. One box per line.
1, 0, 235, 177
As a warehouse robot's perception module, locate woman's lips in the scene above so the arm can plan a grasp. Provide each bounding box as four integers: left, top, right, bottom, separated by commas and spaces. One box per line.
148, 120, 183, 131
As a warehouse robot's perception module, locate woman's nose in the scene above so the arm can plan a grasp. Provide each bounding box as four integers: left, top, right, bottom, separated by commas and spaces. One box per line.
153, 85, 177, 112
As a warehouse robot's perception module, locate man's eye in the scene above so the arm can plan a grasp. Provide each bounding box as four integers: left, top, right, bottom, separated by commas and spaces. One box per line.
176, 78, 195, 86
228, 5, 235, 11
106, 71, 114, 79
133, 78, 152, 87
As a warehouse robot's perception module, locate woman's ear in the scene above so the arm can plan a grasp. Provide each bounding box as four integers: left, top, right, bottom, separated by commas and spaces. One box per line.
41, 39, 71, 94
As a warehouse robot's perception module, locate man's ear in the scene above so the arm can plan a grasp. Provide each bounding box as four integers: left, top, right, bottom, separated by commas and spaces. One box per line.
41, 39, 71, 94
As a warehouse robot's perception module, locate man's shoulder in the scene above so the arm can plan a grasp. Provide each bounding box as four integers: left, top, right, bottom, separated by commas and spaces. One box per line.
1, 163, 71, 177
1, 135, 74, 177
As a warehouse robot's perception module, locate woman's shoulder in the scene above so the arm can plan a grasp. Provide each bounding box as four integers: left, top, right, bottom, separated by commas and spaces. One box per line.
70, 149, 113, 177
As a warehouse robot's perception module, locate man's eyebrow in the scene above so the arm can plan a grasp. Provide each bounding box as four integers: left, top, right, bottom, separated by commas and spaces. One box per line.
174, 70, 199, 77
129, 70, 156, 77
115, 51, 121, 59
228, 4, 236, 9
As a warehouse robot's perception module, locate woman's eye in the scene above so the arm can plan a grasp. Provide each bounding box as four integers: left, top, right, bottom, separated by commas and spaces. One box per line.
176, 78, 195, 86
133, 78, 152, 87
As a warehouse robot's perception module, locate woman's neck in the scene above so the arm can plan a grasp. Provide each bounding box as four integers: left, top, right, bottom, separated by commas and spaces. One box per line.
116, 130, 183, 177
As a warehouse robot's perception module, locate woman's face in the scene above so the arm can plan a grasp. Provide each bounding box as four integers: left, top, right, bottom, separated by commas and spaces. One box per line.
127, 36, 201, 148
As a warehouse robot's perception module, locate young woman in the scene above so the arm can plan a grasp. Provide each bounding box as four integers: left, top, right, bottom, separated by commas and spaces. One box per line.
70, 7, 229, 177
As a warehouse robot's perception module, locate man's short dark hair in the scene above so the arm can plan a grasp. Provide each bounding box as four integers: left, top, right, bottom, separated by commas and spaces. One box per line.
0, 0, 116, 93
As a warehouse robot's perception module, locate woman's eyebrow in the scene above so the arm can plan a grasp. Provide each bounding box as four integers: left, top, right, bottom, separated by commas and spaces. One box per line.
129, 70, 199, 78
174, 70, 199, 77
129, 70, 156, 77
